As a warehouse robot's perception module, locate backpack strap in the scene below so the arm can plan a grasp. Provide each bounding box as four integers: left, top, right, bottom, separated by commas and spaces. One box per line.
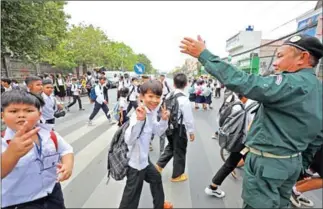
127, 85, 135, 101
164, 81, 170, 93
50, 131, 58, 151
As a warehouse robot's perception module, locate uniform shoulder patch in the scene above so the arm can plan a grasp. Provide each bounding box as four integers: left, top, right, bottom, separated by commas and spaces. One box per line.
275, 74, 283, 85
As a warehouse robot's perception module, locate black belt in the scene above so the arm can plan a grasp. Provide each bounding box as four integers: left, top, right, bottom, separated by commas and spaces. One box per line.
40, 118, 55, 124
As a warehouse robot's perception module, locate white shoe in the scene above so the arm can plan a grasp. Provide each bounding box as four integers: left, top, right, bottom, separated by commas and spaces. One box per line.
204, 186, 225, 198
87, 121, 95, 126
298, 195, 314, 207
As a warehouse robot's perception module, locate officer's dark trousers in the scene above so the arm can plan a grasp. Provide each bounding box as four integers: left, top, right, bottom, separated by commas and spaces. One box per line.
242, 152, 302, 208
67, 95, 82, 109
89, 101, 111, 120
3, 183, 65, 209
119, 163, 164, 209
212, 151, 243, 185
157, 126, 187, 178
126, 100, 138, 113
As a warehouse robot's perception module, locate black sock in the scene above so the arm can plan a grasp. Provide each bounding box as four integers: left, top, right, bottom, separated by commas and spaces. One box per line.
209, 185, 218, 190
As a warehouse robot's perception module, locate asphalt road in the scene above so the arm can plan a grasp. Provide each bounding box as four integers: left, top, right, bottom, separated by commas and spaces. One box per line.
54, 82, 322, 208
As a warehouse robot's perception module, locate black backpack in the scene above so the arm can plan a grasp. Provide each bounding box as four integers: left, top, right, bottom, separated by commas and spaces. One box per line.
218, 94, 241, 127
218, 101, 259, 152
106, 119, 146, 183
163, 91, 185, 136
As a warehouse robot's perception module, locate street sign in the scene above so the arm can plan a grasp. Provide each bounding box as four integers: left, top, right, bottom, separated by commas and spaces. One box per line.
134, 63, 145, 75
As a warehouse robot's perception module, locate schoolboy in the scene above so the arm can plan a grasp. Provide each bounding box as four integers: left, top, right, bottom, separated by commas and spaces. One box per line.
1, 90, 74, 208
156, 73, 195, 182
119, 80, 173, 209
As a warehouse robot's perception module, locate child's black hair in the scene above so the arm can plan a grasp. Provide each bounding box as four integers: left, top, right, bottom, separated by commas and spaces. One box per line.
173, 73, 187, 89
1, 78, 12, 85
42, 79, 53, 86
25, 76, 42, 86
71, 77, 77, 81
139, 80, 163, 96
132, 77, 138, 82
119, 87, 130, 97
191, 79, 197, 87
1, 90, 45, 111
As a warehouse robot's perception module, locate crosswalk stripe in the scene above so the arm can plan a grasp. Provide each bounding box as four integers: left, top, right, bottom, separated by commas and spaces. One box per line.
63, 114, 108, 144
61, 124, 119, 190
82, 175, 126, 208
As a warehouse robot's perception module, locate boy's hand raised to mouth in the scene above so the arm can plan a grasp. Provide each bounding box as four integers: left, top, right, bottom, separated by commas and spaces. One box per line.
136, 106, 147, 121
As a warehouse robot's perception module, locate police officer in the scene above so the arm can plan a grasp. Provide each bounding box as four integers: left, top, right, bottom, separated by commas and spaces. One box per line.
180, 34, 323, 208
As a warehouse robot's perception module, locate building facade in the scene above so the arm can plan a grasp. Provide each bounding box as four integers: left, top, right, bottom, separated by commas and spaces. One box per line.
225, 30, 262, 74
296, 1, 323, 80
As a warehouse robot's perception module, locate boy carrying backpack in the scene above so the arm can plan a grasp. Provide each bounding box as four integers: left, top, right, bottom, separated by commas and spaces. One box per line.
205, 93, 258, 198
156, 73, 195, 182
107, 80, 173, 209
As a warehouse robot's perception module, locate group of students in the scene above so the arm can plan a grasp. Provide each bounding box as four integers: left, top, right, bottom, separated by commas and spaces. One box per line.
188, 77, 222, 110
1, 72, 196, 209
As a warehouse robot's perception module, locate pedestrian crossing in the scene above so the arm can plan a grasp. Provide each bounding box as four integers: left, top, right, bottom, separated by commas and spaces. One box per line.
53, 96, 322, 208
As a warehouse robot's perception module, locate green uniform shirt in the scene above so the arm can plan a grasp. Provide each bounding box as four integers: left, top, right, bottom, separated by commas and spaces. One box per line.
199, 49, 322, 165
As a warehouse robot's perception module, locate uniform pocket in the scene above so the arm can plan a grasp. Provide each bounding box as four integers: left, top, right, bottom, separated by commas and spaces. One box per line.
262, 166, 288, 180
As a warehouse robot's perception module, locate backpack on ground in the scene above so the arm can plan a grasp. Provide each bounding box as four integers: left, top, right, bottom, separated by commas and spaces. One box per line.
218, 101, 258, 152
1, 130, 58, 151
163, 91, 185, 136
106, 119, 146, 183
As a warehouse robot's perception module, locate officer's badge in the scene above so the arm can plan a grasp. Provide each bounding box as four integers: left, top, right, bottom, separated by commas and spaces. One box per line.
289, 36, 301, 43
275, 74, 283, 85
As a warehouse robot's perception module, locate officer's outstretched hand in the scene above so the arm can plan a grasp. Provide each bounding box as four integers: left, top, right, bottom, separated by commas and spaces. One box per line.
8, 121, 40, 159
180, 35, 206, 58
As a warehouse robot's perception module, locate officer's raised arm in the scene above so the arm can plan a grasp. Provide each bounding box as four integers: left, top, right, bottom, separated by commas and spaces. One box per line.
180, 35, 323, 104
197, 49, 293, 103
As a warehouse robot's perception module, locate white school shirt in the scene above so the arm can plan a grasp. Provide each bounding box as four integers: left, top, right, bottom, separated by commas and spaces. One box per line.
41, 93, 57, 131
162, 80, 171, 96
123, 79, 131, 88
124, 107, 168, 170
119, 97, 128, 111
171, 89, 195, 134
128, 85, 138, 102
1, 126, 73, 207
118, 80, 125, 90
57, 78, 64, 86
71, 83, 80, 96
94, 84, 106, 104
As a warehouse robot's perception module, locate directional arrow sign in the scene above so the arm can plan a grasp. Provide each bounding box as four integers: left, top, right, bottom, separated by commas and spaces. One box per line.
134, 63, 145, 75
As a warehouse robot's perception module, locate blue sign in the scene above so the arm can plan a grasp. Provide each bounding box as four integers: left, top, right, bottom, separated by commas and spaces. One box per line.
134, 63, 145, 75
297, 13, 320, 37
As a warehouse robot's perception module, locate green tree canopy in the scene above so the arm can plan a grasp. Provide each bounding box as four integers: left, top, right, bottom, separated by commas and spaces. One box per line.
1, 1, 69, 61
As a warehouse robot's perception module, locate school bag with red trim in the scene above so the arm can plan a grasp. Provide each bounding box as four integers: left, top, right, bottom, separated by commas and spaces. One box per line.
1, 130, 58, 151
